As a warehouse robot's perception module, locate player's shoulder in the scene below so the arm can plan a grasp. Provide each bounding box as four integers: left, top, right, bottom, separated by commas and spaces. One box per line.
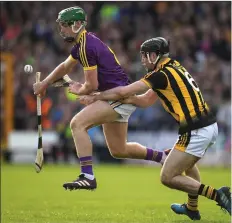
143, 70, 167, 82
86, 31, 98, 39
163, 58, 183, 70
144, 70, 157, 78
85, 32, 101, 44
83, 31, 104, 51
143, 69, 168, 90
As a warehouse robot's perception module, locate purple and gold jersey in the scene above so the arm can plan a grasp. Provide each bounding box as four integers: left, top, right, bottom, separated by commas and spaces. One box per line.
70, 30, 130, 91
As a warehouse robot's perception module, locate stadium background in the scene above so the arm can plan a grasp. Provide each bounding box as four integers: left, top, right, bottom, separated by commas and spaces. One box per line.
1, 1, 230, 166
1, 2, 231, 223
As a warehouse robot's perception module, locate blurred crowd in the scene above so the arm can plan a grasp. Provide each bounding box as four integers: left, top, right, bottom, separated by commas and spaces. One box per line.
1, 2, 231, 152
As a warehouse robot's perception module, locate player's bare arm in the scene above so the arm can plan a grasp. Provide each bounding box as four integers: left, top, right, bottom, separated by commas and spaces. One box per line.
120, 90, 158, 108
79, 80, 149, 105
97, 80, 149, 100
69, 68, 99, 95
33, 56, 77, 95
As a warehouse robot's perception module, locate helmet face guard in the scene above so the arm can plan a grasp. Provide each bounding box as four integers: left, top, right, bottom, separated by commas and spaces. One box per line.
57, 21, 86, 42
57, 21, 73, 42
139, 51, 154, 72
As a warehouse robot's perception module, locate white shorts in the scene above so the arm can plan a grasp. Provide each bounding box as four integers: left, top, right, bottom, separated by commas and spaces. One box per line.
109, 101, 136, 122
173, 123, 218, 158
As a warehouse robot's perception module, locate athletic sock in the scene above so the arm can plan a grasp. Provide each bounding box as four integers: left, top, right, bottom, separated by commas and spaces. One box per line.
187, 194, 199, 211
79, 156, 94, 178
145, 148, 164, 163
198, 184, 219, 201
82, 173, 95, 180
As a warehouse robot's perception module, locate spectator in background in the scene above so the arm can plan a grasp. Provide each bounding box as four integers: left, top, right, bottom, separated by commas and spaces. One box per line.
1, 2, 231, 161
217, 88, 231, 147
217, 88, 231, 134
216, 87, 231, 167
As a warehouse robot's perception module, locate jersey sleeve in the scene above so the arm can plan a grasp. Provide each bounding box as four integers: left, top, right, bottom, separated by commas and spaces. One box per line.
70, 45, 78, 61
141, 71, 168, 90
79, 40, 98, 71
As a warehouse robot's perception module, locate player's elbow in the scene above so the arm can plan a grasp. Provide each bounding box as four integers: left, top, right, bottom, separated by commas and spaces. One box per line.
143, 98, 155, 108
138, 103, 150, 108
118, 88, 131, 99
118, 91, 126, 98
86, 82, 99, 92
135, 98, 151, 108
138, 93, 157, 108
92, 82, 99, 91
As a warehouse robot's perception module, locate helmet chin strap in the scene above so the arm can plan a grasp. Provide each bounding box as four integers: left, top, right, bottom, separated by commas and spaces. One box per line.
64, 21, 86, 42
72, 21, 86, 34
146, 52, 169, 70
146, 52, 162, 70
146, 52, 159, 64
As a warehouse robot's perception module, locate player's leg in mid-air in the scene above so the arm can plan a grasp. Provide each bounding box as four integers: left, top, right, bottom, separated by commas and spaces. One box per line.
102, 102, 167, 164
103, 103, 169, 165
160, 124, 231, 218
103, 123, 168, 164
63, 100, 168, 190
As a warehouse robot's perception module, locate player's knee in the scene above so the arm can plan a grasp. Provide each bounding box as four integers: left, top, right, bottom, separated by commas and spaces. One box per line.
70, 116, 86, 131
70, 117, 78, 130
160, 171, 172, 187
109, 148, 127, 159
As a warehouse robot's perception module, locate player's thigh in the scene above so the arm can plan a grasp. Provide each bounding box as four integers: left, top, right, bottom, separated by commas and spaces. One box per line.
71, 100, 120, 130
175, 124, 218, 158
161, 148, 200, 179
103, 122, 128, 152
162, 123, 218, 178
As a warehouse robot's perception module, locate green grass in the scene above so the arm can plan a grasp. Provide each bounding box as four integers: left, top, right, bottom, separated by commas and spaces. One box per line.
1, 164, 231, 223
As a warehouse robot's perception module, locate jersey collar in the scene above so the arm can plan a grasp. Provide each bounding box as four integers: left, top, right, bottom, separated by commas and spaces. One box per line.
155, 57, 171, 71
76, 30, 87, 43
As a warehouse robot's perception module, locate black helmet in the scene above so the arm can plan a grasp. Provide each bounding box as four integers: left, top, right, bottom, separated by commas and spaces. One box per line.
140, 37, 169, 55
140, 37, 169, 69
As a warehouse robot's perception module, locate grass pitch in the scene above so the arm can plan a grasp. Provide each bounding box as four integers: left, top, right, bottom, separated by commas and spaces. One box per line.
1, 164, 231, 223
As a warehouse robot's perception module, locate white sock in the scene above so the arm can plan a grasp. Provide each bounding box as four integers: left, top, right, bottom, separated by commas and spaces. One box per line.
82, 173, 95, 180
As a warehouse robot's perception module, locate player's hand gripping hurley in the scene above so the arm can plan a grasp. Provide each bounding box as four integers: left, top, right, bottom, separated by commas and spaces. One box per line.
35, 72, 44, 173
51, 74, 73, 87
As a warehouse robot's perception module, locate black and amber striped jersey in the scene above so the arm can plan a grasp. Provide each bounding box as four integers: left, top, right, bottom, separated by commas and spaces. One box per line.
141, 57, 216, 134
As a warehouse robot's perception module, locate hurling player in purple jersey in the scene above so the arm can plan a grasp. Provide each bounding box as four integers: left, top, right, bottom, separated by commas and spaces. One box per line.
33, 6, 170, 190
